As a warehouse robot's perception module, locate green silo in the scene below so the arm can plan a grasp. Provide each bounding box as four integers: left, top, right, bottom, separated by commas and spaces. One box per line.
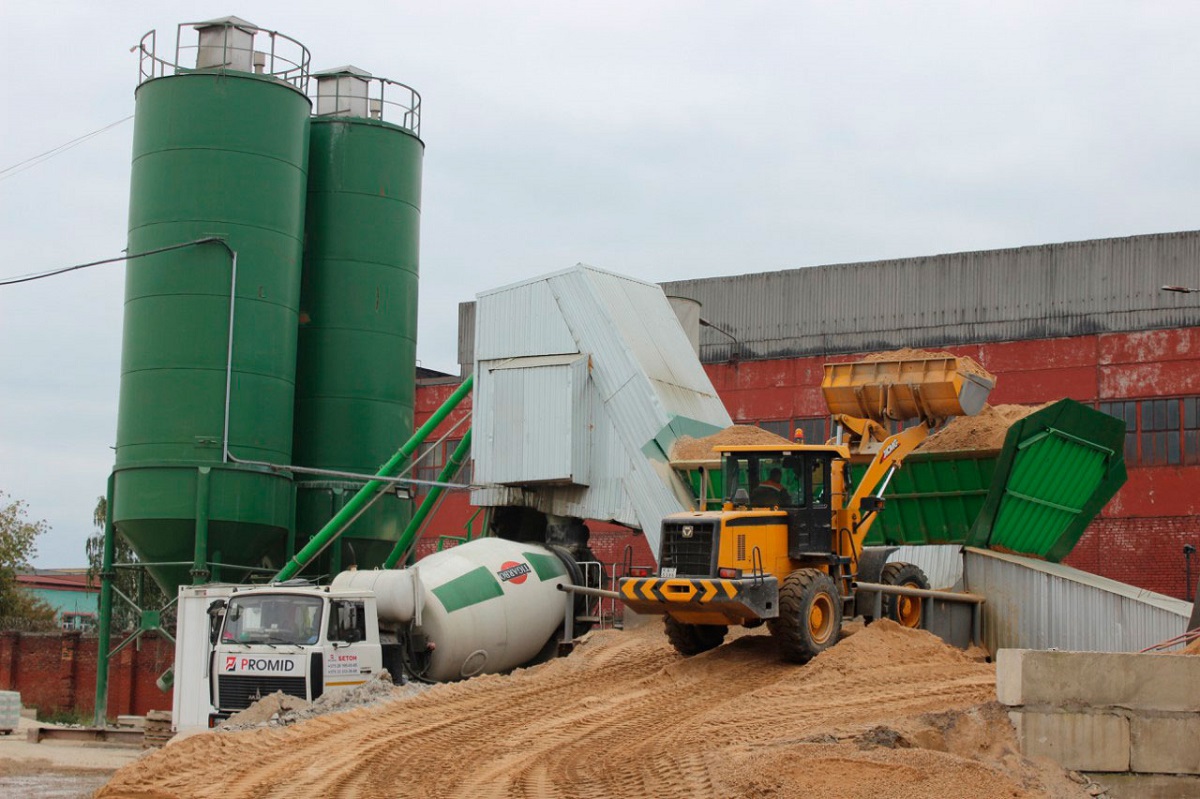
293, 68, 424, 573
113, 18, 312, 591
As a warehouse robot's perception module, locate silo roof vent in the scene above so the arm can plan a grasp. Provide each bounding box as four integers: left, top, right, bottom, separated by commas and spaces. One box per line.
315, 65, 374, 119
193, 16, 259, 73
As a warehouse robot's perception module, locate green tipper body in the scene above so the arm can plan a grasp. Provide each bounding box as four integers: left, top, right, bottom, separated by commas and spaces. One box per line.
860, 399, 1127, 562
292, 116, 424, 572
113, 71, 312, 592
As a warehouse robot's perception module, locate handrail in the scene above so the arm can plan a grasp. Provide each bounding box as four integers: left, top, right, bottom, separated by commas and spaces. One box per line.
135, 21, 311, 92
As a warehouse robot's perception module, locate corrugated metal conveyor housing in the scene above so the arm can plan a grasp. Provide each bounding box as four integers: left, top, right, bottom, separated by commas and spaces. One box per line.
964, 548, 1191, 653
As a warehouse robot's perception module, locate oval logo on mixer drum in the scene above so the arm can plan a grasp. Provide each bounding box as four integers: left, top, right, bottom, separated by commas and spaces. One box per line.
497, 561, 531, 584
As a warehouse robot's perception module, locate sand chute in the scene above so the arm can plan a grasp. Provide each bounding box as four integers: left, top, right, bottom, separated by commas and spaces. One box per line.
822, 353, 995, 425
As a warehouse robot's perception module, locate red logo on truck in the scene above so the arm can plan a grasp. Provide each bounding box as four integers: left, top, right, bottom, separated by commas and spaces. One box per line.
497, 561, 531, 585
225, 656, 237, 671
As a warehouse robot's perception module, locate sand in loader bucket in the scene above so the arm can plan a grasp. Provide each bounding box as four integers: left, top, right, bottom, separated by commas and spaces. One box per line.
859, 347, 994, 380
825, 349, 996, 422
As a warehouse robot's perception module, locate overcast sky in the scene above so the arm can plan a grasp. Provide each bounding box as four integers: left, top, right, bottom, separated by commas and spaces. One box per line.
3, 1, 1199, 567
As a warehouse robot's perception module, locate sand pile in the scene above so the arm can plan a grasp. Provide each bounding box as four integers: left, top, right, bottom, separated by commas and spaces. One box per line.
219, 672, 431, 732
921, 404, 1043, 453
97, 621, 1092, 799
672, 424, 793, 463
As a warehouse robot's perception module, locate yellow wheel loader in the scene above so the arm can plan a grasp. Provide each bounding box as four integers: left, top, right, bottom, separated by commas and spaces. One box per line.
619, 355, 995, 663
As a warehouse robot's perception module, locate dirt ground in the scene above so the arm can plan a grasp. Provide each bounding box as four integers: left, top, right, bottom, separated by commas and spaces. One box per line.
95, 621, 1091, 799
0, 715, 143, 799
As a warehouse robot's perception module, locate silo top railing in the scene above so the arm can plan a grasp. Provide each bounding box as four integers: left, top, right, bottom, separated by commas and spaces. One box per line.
313, 76, 422, 137
135, 22, 311, 93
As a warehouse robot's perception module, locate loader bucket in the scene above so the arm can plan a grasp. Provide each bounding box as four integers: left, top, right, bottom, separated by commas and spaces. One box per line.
821, 356, 995, 424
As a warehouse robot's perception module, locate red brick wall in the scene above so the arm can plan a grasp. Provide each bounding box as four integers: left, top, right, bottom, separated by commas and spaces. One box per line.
0, 631, 173, 719
1068, 516, 1200, 599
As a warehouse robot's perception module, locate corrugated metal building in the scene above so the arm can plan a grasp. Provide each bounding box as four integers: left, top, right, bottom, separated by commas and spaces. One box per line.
430, 230, 1200, 599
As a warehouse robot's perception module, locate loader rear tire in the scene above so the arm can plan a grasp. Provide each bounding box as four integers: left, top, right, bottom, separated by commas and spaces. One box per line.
768, 568, 843, 664
663, 616, 727, 656
878, 562, 929, 628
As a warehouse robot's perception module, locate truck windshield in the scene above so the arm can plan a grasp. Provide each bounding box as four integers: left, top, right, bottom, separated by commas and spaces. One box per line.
222, 594, 323, 646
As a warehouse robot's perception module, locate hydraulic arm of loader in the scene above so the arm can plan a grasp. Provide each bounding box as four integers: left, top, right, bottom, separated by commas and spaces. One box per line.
822, 354, 997, 554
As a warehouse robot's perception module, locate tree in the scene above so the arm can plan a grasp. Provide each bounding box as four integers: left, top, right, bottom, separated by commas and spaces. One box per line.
86, 496, 168, 631
0, 492, 58, 629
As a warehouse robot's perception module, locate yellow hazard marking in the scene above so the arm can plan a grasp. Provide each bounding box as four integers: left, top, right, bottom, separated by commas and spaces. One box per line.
698, 580, 717, 602
639, 578, 659, 601
621, 580, 640, 601
721, 581, 738, 599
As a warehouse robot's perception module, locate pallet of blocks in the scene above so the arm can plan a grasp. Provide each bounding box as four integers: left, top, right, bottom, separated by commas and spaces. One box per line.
143, 710, 174, 748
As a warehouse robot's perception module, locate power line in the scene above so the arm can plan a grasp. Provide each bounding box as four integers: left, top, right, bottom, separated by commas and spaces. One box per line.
0, 115, 133, 183
0, 238, 225, 287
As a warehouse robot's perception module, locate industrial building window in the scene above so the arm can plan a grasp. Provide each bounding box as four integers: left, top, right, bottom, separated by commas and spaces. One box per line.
795, 417, 828, 445
1099, 397, 1200, 466
1142, 399, 1181, 466
758, 420, 792, 440
1185, 398, 1200, 466
1098, 401, 1138, 463
413, 439, 473, 498
415, 441, 444, 486
755, 418, 829, 444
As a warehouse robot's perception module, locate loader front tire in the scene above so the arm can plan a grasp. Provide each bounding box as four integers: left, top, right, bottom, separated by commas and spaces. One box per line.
769, 568, 843, 664
663, 616, 727, 656
879, 562, 929, 628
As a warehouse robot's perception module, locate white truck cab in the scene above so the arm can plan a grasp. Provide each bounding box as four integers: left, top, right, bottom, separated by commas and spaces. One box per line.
174, 583, 385, 731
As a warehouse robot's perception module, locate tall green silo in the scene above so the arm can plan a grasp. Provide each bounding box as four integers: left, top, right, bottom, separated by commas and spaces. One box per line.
113, 18, 312, 591
293, 67, 424, 573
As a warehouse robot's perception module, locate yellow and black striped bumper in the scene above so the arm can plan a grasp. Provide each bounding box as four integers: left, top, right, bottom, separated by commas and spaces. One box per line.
618, 575, 779, 624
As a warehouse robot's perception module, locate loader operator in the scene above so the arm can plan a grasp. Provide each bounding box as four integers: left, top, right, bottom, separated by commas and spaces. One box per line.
751, 468, 789, 507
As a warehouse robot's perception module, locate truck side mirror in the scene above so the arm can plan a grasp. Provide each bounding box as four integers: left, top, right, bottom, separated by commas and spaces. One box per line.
207, 600, 227, 645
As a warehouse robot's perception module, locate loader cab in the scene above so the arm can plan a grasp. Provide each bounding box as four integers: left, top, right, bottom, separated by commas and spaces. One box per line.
719, 446, 838, 559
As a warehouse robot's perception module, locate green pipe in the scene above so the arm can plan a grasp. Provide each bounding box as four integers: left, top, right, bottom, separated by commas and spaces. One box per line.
274, 375, 473, 581
384, 430, 472, 569
93, 473, 116, 728
192, 466, 211, 585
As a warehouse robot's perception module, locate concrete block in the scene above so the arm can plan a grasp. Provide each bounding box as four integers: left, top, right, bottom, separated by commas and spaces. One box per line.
995, 649, 1023, 706
1011, 710, 1130, 772
1131, 715, 1200, 775
995, 649, 1200, 712
1087, 773, 1200, 799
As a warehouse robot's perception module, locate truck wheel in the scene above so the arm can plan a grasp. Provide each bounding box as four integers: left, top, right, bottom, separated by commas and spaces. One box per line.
663, 616, 727, 656
768, 568, 843, 663
878, 562, 929, 628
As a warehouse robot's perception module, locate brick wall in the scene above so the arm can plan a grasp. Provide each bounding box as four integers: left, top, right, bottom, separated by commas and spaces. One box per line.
1068, 516, 1200, 599
0, 631, 173, 719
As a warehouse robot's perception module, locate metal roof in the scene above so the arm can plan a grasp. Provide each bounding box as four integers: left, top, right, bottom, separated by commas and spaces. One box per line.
457, 230, 1200, 370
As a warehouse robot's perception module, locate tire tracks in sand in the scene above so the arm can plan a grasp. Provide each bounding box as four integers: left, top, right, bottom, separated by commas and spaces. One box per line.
96, 620, 1089, 799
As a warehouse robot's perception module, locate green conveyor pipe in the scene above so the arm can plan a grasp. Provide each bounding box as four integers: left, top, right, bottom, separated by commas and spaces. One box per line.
383, 429, 472, 569
273, 376, 473, 582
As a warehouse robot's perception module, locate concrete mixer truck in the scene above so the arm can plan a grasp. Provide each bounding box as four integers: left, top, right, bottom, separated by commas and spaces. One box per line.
172, 538, 590, 731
